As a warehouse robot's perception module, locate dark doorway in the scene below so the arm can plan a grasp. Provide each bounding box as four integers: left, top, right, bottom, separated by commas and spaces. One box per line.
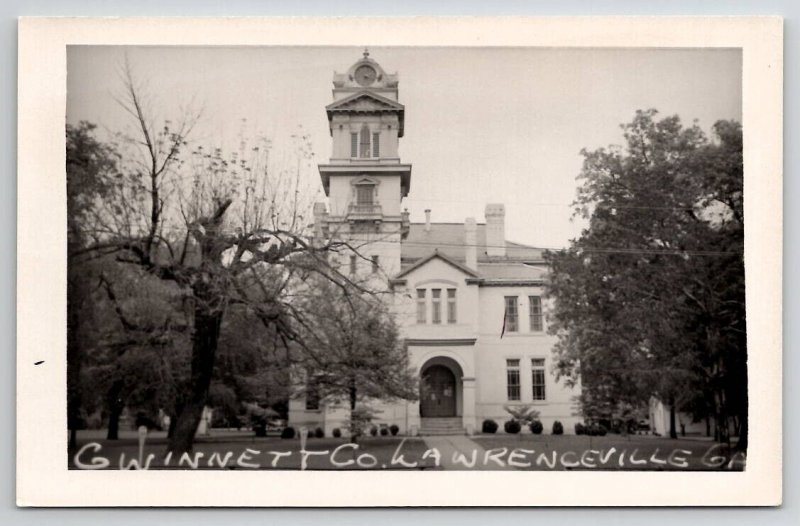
420, 365, 457, 417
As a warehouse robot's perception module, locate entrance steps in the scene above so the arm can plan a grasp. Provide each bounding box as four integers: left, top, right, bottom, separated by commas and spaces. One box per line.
420, 417, 465, 436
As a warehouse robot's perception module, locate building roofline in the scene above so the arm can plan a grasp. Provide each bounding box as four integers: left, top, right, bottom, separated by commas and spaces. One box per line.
394, 250, 479, 280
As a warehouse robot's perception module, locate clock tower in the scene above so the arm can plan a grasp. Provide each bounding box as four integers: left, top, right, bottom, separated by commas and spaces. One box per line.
315, 50, 412, 279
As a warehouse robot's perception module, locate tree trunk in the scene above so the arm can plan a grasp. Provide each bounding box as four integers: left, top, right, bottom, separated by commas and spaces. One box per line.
167, 305, 224, 455
167, 412, 177, 439
348, 379, 359, 443
716, 388, 730, 446
349, 379, 357, 411
735, 414, 748, 452
106, 379, 124, 440
733, 361, 748, 452
733, 383, 748, 452
668, 397, 677, 439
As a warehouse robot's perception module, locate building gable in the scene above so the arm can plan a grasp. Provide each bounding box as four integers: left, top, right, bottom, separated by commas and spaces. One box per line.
326, 91, 405, 113
393, 251, 479, 284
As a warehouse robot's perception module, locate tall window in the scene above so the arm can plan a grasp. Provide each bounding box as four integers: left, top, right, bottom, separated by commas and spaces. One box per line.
359, 125, 371, 157
431, 289, 442, 324
529, 296, 543, 332
504, 296, 519, 333
356, 185, 373, 206
506, 359, 521, 401
371, 255, 379, 273
349, 254, 357, 275
531, 358, 546, 401
372, 132, 380, 158
416, 289, 426, 324
350, 133, 358, 158
447, 289, 457, 324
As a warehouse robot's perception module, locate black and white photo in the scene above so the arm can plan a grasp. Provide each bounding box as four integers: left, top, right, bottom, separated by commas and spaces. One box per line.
17, 16, 782, 506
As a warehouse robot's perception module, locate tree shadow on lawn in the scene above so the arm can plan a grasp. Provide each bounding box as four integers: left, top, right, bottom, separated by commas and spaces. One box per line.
470, 434, 745, 471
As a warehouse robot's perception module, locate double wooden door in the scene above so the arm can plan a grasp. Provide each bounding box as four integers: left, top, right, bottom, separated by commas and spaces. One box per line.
420, 365, 456, 417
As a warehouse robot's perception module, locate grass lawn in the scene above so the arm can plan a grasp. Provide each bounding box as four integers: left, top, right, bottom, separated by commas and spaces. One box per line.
69, 432, 436, 470
470, 433, 746, 471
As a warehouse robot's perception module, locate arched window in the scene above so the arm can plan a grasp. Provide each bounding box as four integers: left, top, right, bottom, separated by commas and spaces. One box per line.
359, 125, 371, 158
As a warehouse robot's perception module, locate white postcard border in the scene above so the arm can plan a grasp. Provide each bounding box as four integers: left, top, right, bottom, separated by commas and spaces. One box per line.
16, 16, 782, 507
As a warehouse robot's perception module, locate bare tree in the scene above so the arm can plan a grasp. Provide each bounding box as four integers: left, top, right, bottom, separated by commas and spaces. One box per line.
72, 60, 375, 454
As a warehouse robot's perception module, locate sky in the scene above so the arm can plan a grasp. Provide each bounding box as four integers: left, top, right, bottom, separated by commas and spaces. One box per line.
67, 46, 742, 249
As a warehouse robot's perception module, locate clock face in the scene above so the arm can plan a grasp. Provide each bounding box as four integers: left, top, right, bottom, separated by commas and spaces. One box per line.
354, 65, 377, 87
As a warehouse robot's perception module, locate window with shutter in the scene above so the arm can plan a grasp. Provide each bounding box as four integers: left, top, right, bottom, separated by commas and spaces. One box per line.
531, 358, 546, 401
356, 185, 373, 205
529, 296, 543, 332
447, 289, 457, 323
359, 126, 370, 157
431, 289, 442, 324
506, 359, 521, 401
350, 133, 358, 158
416, 289, 426, 324
372, 132, 380, 158
504, 296, 519, 332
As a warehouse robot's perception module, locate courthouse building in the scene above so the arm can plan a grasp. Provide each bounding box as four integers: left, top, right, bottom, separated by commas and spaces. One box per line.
288, 52, 581, 435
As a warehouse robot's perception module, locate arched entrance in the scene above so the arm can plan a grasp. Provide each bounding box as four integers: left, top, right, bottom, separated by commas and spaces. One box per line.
419, 357, 463, 418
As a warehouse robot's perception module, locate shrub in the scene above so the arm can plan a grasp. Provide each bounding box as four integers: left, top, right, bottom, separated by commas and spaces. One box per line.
586, 423, 608, 436
530, 420, 544, 434
314, 427, 324, 438
332, 427, 342, 438
482, 419, 499, 434
504, 420, 522, 434
379, 427, 388, 436
575, 423, 586, 435
503, 405, 540, 427
390, 424, 399, 436
281, 426, 296, 439
370, 426, 378, 437
552, 420, 564, 435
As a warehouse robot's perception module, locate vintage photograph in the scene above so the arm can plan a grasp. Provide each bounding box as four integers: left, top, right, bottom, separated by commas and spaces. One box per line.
63, 44, 748, 473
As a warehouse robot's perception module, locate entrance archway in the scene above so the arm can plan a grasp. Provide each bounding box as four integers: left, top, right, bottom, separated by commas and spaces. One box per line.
419, 357, 463, 418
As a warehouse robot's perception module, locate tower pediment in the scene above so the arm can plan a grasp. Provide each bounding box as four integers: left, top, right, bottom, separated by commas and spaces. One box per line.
326, 91, 405, 137
326, 91, 404, 113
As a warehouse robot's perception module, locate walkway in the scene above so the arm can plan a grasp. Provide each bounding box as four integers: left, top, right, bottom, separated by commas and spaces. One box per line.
422, 435, 516, 470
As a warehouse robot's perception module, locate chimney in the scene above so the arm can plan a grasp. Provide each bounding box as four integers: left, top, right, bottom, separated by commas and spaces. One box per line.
464, 217, 477, 270
485, 203, 506, 257
424, 209, 432, 232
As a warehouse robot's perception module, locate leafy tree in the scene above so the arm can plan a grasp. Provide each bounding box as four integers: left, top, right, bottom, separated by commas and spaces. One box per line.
66, 121, 120, 447
545, 110, 745, 448
294, 280, 418, 414
77, 263, 189, 439
208, 306, 293, 428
